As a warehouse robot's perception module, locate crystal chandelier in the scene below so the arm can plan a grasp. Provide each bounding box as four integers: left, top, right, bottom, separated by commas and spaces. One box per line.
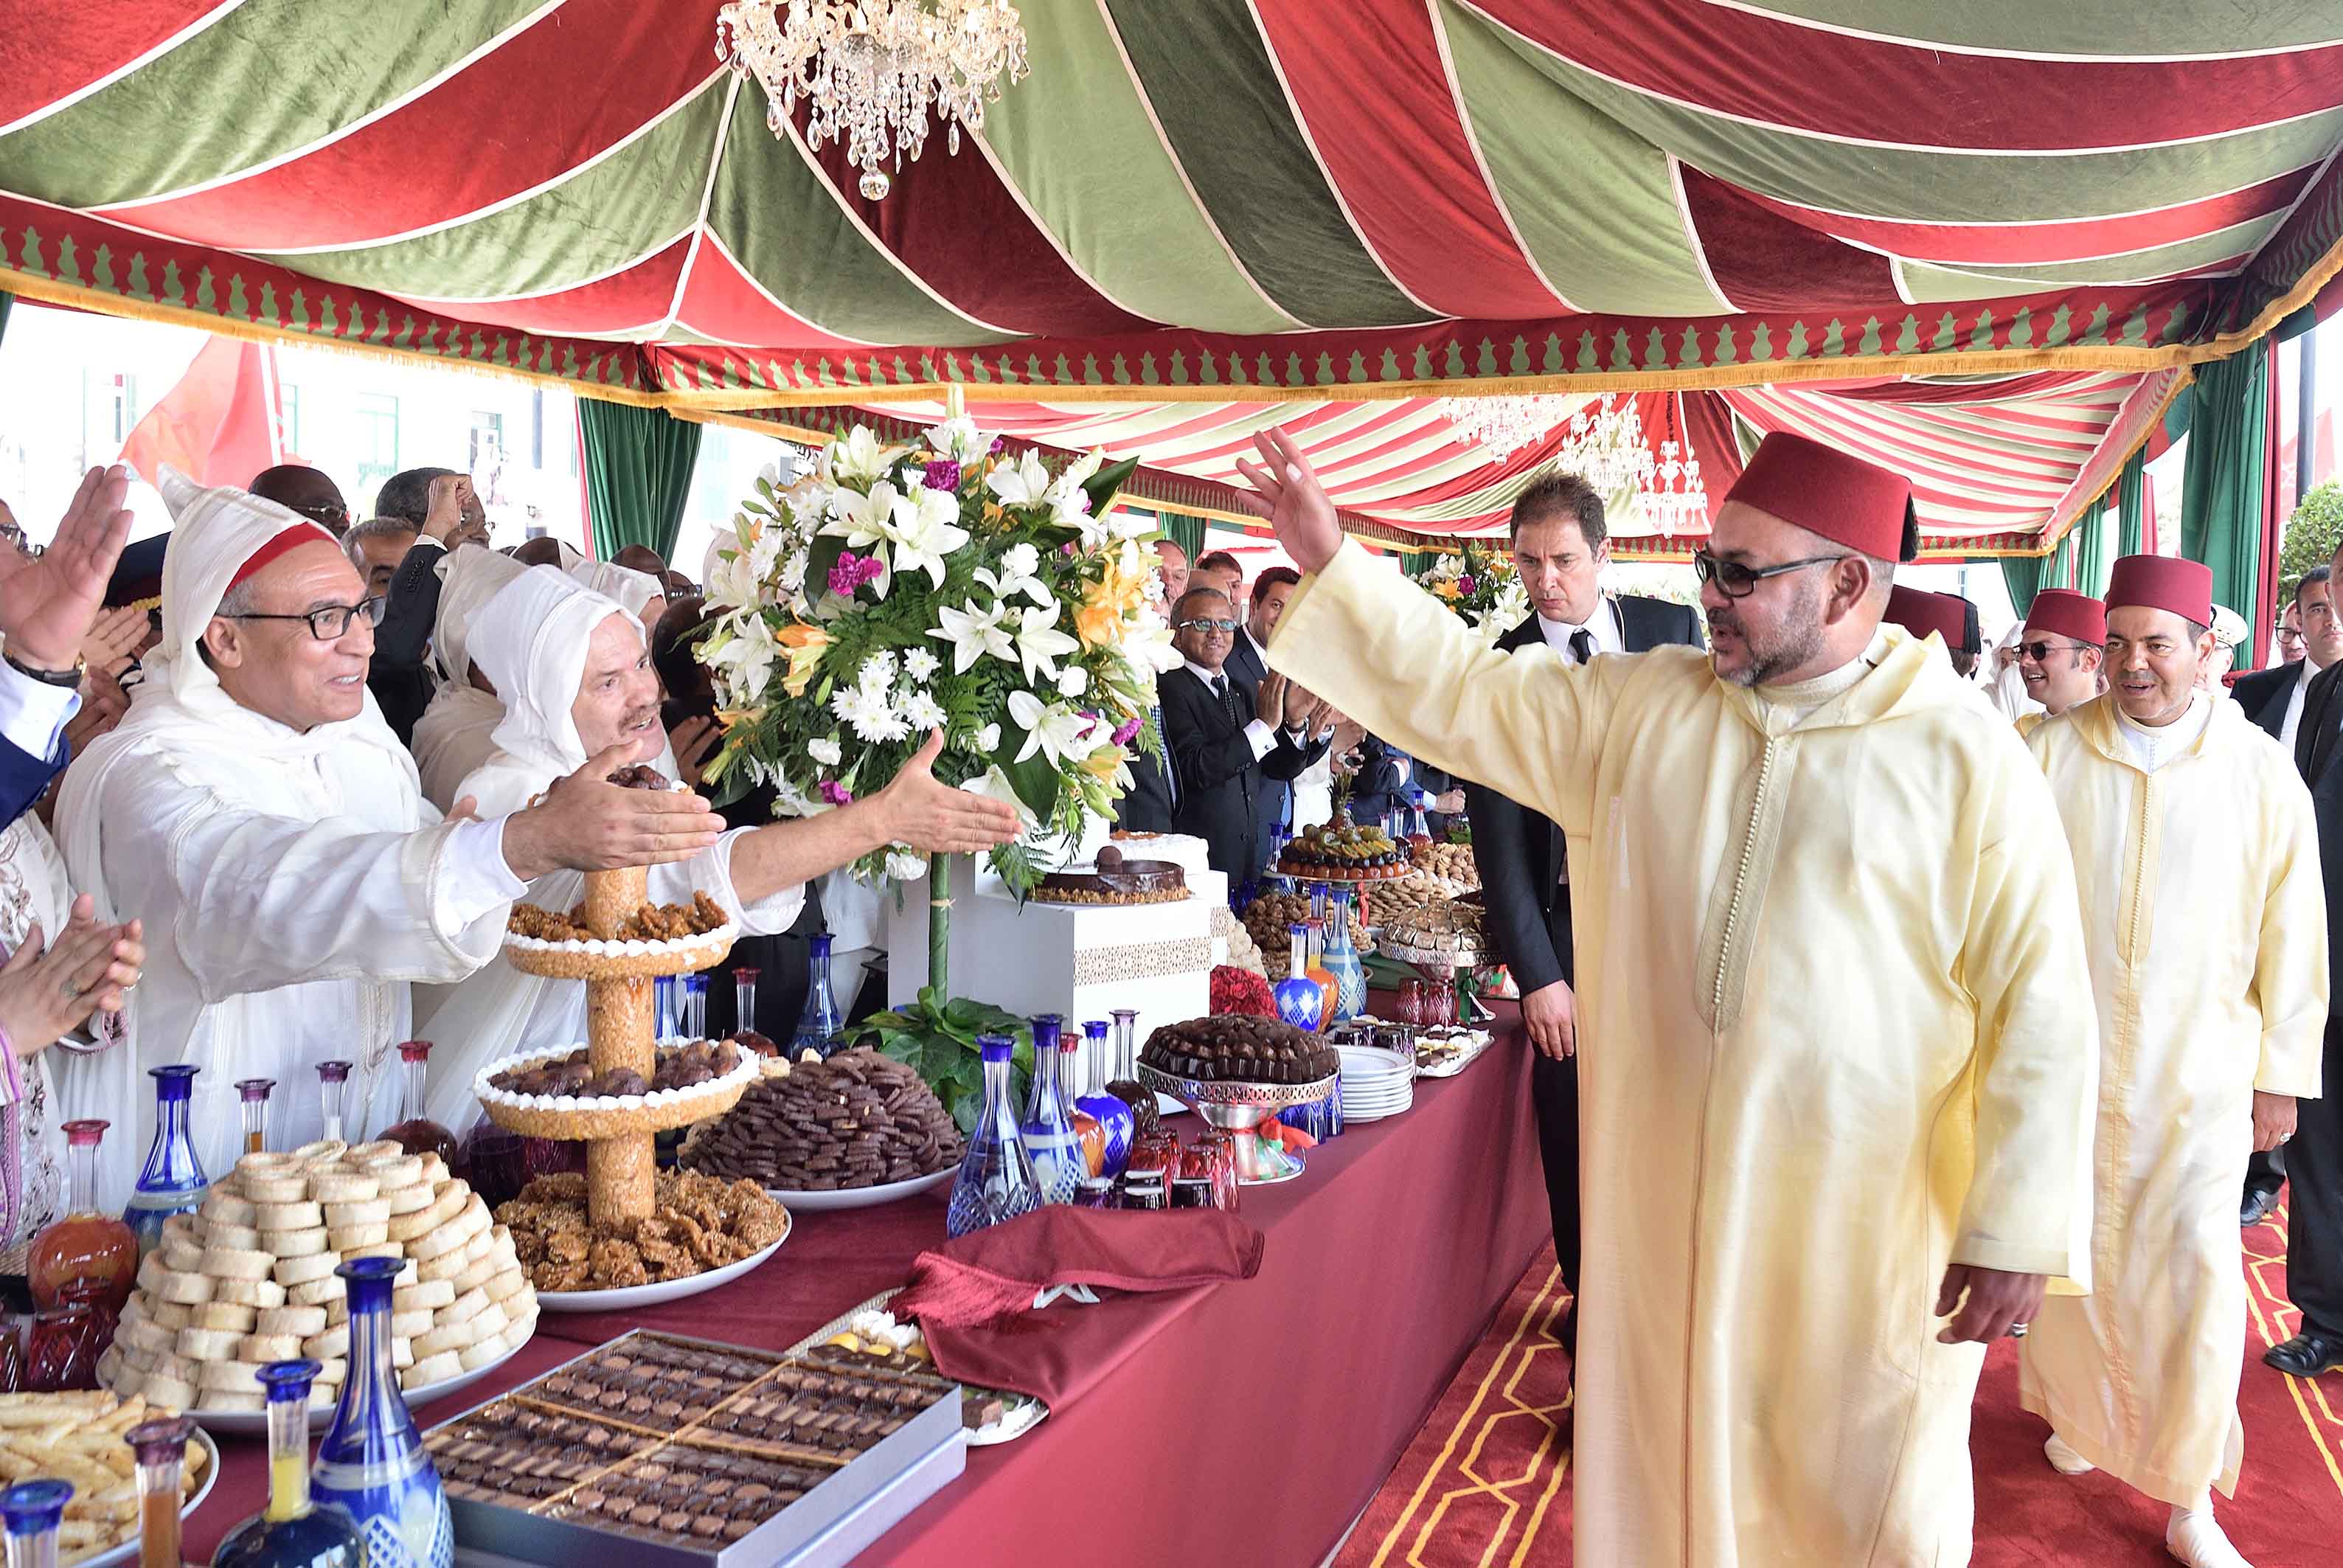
1552, 395, 1658, 499
718, 0, 1030, 199
1438, 394, 1575, 464
1641, 437, 1708, 530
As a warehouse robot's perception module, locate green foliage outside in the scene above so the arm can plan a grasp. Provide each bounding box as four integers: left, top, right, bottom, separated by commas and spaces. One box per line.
2279, 479, 2343, 606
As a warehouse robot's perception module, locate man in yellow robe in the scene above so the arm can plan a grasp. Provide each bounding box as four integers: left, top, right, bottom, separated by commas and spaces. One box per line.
2019, 555, 2324, 1568
1232, 429, 2099, 1567
2013, 589, 2106, 738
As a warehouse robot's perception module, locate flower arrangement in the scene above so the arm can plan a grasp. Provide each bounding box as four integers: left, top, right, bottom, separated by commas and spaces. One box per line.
1422, 541, 1529, 644
697, 404, 1181, 897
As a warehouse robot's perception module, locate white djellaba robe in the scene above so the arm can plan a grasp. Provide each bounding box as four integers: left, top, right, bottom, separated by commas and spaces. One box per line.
412, 544, 527, 814
54, 470, 517, 1208
2019, 693, 2325, 1506
410, 568, 802, 1133
1268, 543, 2100, 1568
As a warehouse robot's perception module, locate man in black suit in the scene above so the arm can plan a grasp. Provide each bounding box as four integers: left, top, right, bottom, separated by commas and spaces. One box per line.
1464, 472, 1703, 1361
2268, 544, 2343, 1378
1160, 586, 1319, 878
2234, 566, 2343, 1228
1224, 568, 1327, 858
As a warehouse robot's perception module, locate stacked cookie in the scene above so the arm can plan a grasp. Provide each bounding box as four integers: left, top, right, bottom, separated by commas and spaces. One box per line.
100, 1139, 539, 1412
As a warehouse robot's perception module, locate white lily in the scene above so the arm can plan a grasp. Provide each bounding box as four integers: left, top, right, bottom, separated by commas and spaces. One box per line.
1045, 450, 1105, 536
821, 426, 889, 486
1121, 611, 1184, 674
973, 721, 1002, 754
961, 764, 1039, 831
1010, 601, 1082, 684
884, 484, 970, 590
808, 737, 843, 767
984, 450, 1052, 510
1056, 665, 1089, 698
930, 599, 1015, 675
1007, 690, 1098, 771
701, 611, 780, 706
703, 525, 762, 612
927, 412, 988, 465
973, 541, 1052, 609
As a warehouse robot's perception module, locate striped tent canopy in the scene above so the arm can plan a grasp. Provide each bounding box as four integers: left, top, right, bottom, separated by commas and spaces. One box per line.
1, 1, 2336, 549
743, 367, 2185, 555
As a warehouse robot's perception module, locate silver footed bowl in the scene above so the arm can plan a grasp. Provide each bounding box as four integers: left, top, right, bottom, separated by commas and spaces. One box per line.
1136, 1061, 1341, 1131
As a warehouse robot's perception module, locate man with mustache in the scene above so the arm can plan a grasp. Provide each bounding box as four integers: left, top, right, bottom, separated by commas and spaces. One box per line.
1233, 427, 2098, 1567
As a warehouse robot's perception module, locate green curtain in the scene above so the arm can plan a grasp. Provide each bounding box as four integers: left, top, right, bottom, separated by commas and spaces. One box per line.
0, 291, 12, 347
2179, 339, 2274, 669
2050, 530, 2077, 591
1154, 510, 1205, 563
578, 398, 701, 563
2075, 501, 2115, 597
2115, 447, 2148, 556
2002, 552, 2052, 619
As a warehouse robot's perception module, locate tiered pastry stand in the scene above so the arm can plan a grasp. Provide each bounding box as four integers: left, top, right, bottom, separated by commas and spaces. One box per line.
493, 866, 743, 1227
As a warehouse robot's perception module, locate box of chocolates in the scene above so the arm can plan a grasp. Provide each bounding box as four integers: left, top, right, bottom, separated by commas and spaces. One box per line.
426, 1330, 965, 1567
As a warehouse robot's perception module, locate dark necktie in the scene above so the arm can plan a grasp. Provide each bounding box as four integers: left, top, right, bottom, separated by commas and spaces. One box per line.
1153, 703, 1176, 809
1569, 629, 1594, 665
1212, 675, 1237, 725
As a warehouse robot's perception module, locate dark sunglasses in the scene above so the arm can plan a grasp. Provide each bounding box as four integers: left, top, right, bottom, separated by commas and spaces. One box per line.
2020, 639, 2094, 662
1691, 549, 1847, 600
1177, 617, 1240, 634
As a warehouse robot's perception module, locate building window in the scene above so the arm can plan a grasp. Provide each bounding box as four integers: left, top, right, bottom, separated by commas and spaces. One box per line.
354, 393, 399, 496
469, 411, 505, 504
108, 372, 138, 443
280, 384, 301, 455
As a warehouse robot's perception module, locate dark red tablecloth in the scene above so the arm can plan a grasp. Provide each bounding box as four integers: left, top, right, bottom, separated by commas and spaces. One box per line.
182, 1009, 1547, 1565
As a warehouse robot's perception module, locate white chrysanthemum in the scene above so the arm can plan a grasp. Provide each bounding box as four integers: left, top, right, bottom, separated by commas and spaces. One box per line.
899, 689, 948, 732
857, 651, 897, 693
901, 647, 940, 683
1056, 665, 1089, 698
832, 681, 909, 743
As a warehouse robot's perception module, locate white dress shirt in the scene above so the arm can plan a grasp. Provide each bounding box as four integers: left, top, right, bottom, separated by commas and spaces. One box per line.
2279, 657, 2319, 754
1536, 597, 1625, 662
0, 660, 80, 764
1185, 661, 1281, 759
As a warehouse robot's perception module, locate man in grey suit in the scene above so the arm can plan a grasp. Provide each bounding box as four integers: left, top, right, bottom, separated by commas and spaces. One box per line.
1464, 473, 1703, 1366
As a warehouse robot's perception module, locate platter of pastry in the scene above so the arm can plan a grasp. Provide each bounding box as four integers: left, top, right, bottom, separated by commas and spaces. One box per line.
497, 1170, 791, 1310
502, 894, 737, 979
0, 1392, 215, 1567
679, 1049, 963, 1209
97, 1141, 538, 1431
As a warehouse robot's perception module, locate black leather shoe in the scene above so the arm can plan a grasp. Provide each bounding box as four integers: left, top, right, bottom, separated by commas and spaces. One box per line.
2265, 1329, 2343, 1378
2243, 1186, 2283, 1227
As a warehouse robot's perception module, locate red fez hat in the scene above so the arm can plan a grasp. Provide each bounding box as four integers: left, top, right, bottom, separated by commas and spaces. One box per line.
1884, 585, 1965, 647
2023, 589, 2107, 646
2105, 555, 2213, 628
1722, 431, 1919, 563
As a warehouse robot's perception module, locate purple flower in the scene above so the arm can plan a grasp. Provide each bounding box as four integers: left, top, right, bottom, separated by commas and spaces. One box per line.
827, 552, 884, 597
1111, 715, 1142, 746
1457, 575, 1477, 594
990, 437, 1006, 454
817, 780, 853, 806
1061, 541, 1077, 556
923, 459, 961, 492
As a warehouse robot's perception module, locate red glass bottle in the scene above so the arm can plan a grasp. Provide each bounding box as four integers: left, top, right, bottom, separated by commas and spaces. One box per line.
376, 1042, 459, 1168
28, 1121, 137, 1312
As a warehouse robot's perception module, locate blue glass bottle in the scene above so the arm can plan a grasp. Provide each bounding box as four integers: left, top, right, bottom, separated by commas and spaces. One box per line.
792, 934, 844, 1057
1072, 1019, 1134, 1179
1018, 1016, 1084, 1205
213, 1361, 367, 1568
308, 1259, 453, 1568
125, 1065, 208, 1257
0, 1478, 72, 1568
946, 1034, 1041, 1238
1274, 924, 1326, 1033
1322, 887, 1368, 1022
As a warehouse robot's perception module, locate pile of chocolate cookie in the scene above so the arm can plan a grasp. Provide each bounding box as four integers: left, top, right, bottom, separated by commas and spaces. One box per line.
1140, 1015, 1340, 1086
489, 1039, 742, 1100
679, 1048, 962, 1193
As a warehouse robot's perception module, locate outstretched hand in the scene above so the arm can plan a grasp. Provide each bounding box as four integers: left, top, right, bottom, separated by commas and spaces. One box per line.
872, 732, 1022, 855
0, 467, 136, 670
502, 743, 728, 881
1231, 428, 1342, 574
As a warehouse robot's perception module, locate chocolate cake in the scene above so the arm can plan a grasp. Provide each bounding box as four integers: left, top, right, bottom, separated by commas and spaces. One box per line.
1031, 842, 1188, 906
1139, 1015, 1340, 1086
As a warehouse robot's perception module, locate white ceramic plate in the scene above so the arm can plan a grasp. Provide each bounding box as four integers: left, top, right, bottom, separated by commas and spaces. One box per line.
967, 1395, 1047, 1448
535, 1229, 789, 1313
83, 1428, 218, 1567
766, 1167, 954, 1213
184, 1341, 530, 1435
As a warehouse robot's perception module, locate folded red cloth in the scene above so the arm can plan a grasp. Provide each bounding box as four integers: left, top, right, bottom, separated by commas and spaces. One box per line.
892, 1207, 1265, 1406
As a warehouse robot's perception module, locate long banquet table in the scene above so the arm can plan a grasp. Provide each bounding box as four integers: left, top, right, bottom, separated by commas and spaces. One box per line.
179, 1005, 1549, 1564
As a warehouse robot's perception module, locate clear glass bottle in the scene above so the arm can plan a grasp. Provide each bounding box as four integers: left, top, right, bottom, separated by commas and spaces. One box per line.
29, 1120, 136, 1311
126, 1413, 193, 1568
235, 1079, 276, 1157
124, 1066, 207, 1257
1322, 887, 1368, 1022
682, 974, 708, 1041
211, 1361, 366, 1568
792, 934, 844, 1057
308, 1260, 452, 1568
653, 976, 678, 1041
376, 1044, 457, 1168
945, 1034, 1041, 1238
1018, 1016, 1084, 1204
1274, 924, 1327, 1035
733, 968, 760, 1038
1401, 788, 1432, 843
313, 1062, 352, 1145
1072, 1020, 1134, 1179
0, 1479, 73, 1568
1104, 1007, 1157, 1140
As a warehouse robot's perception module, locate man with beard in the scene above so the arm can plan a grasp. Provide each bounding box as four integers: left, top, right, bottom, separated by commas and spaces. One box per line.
2013, 590, 2108, 737
1234, 427, 2097, 1567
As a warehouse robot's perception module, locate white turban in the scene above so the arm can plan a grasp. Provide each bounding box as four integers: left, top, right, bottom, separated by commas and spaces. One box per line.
433, 545, 528, 688
569, 560, 666, 625
149, 466, 340, 704
465, 568, 635, 804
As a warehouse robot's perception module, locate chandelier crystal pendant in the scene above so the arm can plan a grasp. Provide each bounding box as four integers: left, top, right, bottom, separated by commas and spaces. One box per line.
1437, 394, 1576, 464
719, 0, 1030, 199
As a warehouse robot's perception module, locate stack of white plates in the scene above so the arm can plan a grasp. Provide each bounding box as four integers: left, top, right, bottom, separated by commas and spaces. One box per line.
1337, 1045, 1415, 1123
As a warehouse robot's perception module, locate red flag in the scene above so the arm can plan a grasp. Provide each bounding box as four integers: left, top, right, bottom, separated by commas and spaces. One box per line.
117, 336, 287, 488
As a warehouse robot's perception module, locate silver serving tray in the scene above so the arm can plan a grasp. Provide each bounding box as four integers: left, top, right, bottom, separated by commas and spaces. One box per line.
431, 1329, 966, 1568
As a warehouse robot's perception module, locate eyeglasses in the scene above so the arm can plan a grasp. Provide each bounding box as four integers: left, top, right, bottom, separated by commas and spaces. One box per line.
2019, 639, 2094, 662
1691, 549, 1847, 599
1176, 617, 1239, 634
224, 596, 386, 642
284, 499, 348, 529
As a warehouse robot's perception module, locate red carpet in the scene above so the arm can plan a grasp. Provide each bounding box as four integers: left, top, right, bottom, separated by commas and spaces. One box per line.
1335, 1204, 2342, 1567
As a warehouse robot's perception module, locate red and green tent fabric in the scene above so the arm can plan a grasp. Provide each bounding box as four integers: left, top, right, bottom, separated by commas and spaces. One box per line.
1, 0, 2336, 548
